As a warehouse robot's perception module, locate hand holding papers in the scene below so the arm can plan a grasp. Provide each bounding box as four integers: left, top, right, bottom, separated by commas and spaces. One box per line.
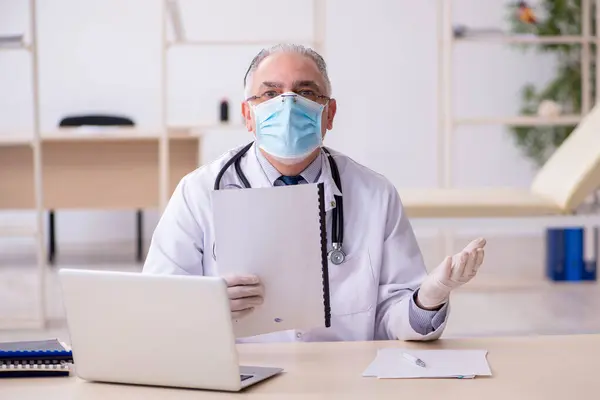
211, 183, 331, 338
223, 274, 264, 319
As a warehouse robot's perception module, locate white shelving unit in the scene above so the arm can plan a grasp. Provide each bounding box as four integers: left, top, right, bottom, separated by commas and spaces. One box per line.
0, 0, 46, 329
0, 1, 327, 329
436, 0, 599, 254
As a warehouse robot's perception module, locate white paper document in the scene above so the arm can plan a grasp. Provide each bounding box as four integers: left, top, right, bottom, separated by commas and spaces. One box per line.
363, 349, 492, 379
211, 183, 329, 338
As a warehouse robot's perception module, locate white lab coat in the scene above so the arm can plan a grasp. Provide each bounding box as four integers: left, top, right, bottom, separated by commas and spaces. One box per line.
143, 143, 448, 342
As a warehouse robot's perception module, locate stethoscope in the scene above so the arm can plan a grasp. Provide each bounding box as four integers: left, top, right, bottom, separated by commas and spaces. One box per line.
213, 142, 346, 265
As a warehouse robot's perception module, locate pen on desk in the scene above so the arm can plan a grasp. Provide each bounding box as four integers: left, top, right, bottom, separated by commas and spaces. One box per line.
401, 352, 426, 368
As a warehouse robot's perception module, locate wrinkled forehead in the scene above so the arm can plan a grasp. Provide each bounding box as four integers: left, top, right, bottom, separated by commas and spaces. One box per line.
250, 52, 327, 92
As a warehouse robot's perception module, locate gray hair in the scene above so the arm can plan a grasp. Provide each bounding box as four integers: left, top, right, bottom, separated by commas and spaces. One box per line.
243, 43, 332, 99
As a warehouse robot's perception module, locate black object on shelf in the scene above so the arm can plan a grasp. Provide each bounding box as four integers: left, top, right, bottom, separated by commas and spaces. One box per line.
48, 211, 56, 264
219, 99, 229, 123
0, 34, 24, 47
49, 114, 144, 266
136, 210, 143, 264
59, 114, 134, 127
452, 24, 506, 39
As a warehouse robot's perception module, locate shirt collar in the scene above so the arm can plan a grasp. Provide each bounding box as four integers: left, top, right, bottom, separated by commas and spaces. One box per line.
255, 146, 323, 185
245, 144, 342, 212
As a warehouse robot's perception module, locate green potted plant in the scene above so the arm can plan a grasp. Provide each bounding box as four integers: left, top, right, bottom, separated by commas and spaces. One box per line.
507, 0, 593, 167
507, 0, 597, 281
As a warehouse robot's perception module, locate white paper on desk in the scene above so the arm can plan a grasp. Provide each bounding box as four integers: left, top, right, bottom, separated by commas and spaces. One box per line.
362, 349, 492, 379
211, 183, 329, 338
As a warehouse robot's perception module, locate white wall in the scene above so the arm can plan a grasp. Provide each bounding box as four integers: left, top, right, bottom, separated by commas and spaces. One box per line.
0, 0, 556, 255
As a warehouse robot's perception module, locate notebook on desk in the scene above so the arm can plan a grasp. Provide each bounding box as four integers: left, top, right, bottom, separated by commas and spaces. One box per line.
0, 339, 73, 378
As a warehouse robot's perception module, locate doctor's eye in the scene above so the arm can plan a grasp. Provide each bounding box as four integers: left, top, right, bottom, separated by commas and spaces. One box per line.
261, 90, 280, 99
297, 89, 317, 99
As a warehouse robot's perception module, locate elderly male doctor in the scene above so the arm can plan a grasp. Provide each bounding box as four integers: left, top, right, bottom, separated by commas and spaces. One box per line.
143, 44, 486, 342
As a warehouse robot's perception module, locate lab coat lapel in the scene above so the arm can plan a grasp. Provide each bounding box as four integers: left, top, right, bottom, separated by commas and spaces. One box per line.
319, 151, 342, 213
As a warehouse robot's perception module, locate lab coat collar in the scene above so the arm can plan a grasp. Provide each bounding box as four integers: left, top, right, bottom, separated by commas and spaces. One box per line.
243, 143, 342, 212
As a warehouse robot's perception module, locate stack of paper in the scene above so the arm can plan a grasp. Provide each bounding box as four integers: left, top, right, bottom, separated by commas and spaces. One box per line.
363, 349, 492, 379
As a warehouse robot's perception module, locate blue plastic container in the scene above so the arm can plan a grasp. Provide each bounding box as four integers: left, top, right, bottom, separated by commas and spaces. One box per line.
546, 227, 597, 281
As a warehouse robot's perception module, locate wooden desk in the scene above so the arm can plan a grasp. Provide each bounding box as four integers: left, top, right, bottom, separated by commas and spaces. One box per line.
1, 334, 599, 399
0, 130, 199, 209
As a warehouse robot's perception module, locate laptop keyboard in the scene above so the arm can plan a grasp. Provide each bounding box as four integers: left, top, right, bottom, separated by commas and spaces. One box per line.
241, 374, 253, 382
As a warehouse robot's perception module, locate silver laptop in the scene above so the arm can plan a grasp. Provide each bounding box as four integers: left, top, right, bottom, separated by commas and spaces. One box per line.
59, 269, 282, 391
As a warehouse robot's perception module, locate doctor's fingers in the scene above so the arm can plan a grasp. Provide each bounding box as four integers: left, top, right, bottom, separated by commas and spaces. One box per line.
474, 248, 485, 270
227, 283, 264, 300
223, 274, 261, 287
450, 252, 468, 281
230, 296, 263, 312
232, 308, 255, 320
463, 237, 487, 252
462, 250, 478, 278
464, 249, 485, 279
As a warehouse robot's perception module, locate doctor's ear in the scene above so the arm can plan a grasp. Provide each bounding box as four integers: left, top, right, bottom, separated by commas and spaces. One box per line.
241, 102, 254, 132
326, 99, 337, 130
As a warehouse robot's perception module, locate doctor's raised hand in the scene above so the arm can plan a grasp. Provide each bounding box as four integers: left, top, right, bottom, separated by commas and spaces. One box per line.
223, 274, 264, 319
417, 238, 487, 309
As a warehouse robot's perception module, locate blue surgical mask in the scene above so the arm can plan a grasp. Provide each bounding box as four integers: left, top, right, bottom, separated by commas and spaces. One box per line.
252, 92, 325, 164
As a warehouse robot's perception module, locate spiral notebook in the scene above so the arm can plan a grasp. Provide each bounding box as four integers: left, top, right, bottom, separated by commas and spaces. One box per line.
0, 339, 73, 378
212, 182, 331, 338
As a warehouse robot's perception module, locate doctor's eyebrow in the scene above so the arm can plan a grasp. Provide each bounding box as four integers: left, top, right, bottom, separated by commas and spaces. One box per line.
260, 81, 284, 90
292, 80, 321, 92
259, 80, 323, 93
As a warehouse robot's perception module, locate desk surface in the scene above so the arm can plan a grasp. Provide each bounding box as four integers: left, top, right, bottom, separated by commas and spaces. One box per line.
2, 334, 599, 399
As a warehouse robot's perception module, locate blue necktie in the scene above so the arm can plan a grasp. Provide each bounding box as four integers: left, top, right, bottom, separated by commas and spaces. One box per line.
279, 175, 303, 185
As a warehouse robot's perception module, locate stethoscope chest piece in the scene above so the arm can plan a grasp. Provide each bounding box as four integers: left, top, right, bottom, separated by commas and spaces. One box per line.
328, 243, 346, 265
